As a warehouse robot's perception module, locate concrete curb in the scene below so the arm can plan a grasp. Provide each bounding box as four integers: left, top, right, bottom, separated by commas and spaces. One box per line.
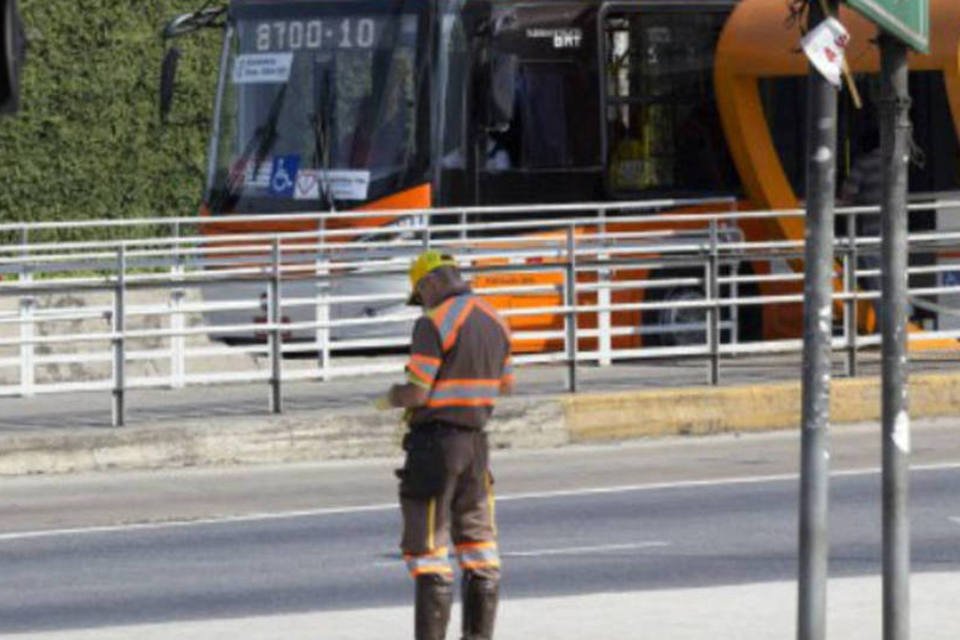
562, 372, 960, 441
1, 373, 958, 476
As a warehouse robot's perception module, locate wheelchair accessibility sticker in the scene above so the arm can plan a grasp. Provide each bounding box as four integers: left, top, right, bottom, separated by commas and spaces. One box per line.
268, 155, 300, 198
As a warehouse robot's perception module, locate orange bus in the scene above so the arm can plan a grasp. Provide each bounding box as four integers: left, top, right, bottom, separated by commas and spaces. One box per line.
161, 0, 960, 347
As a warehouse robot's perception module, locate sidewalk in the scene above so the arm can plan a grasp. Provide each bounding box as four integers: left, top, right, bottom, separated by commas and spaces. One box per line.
2, 352, 960, 475
12, 573, 960, 639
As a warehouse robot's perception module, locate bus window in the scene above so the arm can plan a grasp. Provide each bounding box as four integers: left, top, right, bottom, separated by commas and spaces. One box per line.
487, 60, 599, 171
760, 71, 960, 200
602, 9, 739, 198
439, 9, 468, 169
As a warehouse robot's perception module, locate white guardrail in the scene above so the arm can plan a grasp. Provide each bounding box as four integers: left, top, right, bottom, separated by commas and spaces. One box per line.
2, 195, 960, 426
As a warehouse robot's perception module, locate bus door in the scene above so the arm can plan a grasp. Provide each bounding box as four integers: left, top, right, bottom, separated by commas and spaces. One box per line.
596, 3, 745, 345
598, 2, 738, 200
476, 2, 602, 206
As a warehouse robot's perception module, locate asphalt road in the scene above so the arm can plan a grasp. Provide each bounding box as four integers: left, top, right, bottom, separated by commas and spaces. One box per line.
2, 420, 959, 636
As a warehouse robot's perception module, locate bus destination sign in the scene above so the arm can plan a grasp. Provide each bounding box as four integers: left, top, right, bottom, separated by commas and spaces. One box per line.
846, 0, 929, 53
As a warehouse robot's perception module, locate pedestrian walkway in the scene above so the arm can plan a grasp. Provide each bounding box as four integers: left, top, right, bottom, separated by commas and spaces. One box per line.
3, 351, 956, 433
12, 573, 959, 639
1, 351, 959, 476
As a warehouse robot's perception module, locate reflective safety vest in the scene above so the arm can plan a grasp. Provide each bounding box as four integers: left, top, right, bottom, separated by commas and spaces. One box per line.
406, 292, 513, 429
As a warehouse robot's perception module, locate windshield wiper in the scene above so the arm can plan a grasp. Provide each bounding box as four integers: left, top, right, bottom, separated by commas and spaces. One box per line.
209, 84, 288, 214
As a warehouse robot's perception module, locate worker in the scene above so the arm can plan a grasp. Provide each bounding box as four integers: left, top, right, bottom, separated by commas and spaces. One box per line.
376, 250, 514, 640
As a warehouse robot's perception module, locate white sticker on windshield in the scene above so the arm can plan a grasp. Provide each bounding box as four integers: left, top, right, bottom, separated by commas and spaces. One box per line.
295, 170, 370, 201
232, 53, 294, 84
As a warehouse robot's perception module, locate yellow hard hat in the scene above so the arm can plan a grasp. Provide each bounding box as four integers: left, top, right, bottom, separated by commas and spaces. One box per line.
408, 250, 456, 305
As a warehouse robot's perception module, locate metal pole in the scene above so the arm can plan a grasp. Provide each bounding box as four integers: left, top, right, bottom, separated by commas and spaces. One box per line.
846, 211, 859, 377
598, 208, 612, 367
707, 219, 720, 385
564, 226, 578, 393
270, 238, 283, 414
112, 244, 127, 428
316, 218, 330, 382
797, 2, 838, 638
879, 33, 911, 640
170, 221, 186, 389
19, 227, 34, 397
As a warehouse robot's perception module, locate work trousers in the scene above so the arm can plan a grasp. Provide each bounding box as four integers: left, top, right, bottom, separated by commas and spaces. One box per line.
400, 424, 500, 583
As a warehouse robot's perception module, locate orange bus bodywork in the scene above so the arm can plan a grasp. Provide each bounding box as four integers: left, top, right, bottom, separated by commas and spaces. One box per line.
200, 0, 960, 352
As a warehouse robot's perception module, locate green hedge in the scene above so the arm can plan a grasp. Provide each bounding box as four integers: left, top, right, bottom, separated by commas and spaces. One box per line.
0, 1, 221, 237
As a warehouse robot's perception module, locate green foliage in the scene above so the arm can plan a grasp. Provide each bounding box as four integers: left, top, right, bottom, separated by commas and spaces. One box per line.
0, 1, 221, 239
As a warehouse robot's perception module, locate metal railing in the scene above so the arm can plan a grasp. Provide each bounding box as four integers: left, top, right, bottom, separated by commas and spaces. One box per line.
2, 195, 960, 426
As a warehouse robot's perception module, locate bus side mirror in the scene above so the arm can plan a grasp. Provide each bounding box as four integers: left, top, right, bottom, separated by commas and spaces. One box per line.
1, 0, 26, 116
487, 52, 517, 132
159, 47, 181, 125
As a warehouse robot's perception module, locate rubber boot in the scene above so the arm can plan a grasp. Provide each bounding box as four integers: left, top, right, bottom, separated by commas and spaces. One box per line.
461, 572, 499, 640
415, 574, 453, 640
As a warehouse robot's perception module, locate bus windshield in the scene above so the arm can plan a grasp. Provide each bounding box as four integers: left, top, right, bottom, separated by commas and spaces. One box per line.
207, 0, 428, 214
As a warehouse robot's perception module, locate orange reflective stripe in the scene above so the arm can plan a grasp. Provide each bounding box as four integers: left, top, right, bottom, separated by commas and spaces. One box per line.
460, 559, 501, 571
456, 541, 501, 571
404, 547, 453, 578
407, 354, 441, 386
433, 379, 500, 389
411, 354, 441, 366
428, 296, 457, 328
455, 541, 497, 552
441, 298, 476, 352
409, 564, 455, 577
427, 397, 497, 408
428, 379, 500, 408
407, 363, 435, 386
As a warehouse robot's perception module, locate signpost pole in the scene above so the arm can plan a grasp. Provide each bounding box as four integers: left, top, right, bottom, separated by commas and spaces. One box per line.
879, 32, 911, 640
797, 1, 839, 638
845, 2, 926, 638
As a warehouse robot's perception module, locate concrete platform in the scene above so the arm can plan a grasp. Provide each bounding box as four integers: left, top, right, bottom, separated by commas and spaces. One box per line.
1, 351, 959, 476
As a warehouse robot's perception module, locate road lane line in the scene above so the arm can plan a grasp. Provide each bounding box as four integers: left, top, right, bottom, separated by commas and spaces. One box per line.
0, 504, 397, 542
2, 461, 959, 543
503, 541, 670, 558
495, 461, 960, 503
370, 541, 670, 567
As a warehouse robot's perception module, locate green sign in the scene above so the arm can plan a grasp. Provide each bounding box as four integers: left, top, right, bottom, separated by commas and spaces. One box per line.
846, 0, 929, 53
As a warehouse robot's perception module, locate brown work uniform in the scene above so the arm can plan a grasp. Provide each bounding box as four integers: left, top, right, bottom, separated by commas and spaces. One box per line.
399, 284, 513, 583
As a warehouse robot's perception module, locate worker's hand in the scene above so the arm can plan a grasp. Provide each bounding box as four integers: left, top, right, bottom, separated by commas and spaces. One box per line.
374, 394, 393, 411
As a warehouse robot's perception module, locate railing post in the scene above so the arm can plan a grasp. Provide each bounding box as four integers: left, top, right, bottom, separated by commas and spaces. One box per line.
728, 202, 740, 345
845, 211, 859, 377
19, 226, 35, 397
315, 219, 330, 382
597, 208, 612, 367
459, 208, 467, 241
170, 222, 186, 389
564, 226, 578, 393
706, 219, 720, 385
269, 238, 283, 414
112, 244, 127, 428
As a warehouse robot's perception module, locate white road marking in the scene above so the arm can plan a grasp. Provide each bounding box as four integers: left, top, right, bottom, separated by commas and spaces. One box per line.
370, 541, 669, 567
503, 541, 670, 558
2, 461, 958, 543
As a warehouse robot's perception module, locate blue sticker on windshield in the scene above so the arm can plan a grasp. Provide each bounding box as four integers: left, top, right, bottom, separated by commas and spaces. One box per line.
269, 155, 300, 198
